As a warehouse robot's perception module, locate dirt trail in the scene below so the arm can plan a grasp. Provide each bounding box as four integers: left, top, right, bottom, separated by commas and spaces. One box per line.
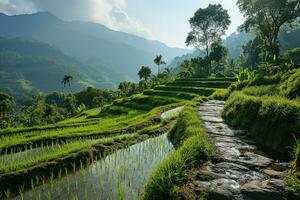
195, 100, 289, 200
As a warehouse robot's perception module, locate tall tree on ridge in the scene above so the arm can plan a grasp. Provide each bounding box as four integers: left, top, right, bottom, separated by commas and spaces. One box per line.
186, 4, 231, 73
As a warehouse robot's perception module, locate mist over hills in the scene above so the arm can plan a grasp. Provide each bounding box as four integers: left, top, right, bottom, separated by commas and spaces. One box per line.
0, 12, 191, 97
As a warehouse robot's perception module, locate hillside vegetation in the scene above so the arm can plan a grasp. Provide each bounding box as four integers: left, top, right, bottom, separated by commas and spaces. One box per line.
223, 69, 300, 156
0, 77, 233, 198
0, 37, 111, 96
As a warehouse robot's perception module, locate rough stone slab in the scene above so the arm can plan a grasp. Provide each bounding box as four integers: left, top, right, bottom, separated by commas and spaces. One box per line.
263, 169, 286, 179
241, 182, 284, 200
201, 115, 224, 123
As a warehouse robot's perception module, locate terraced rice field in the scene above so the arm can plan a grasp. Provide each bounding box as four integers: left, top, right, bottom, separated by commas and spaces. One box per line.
0, 78, 236, 199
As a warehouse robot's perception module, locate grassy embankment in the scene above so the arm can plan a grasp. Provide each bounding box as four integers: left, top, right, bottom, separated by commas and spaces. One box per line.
0, 78, 234, 197
143, 106, 212, 200
142, 78, 235, 200
222, 68, 300, 198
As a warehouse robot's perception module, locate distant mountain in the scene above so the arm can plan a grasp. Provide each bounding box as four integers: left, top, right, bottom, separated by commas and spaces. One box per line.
223, 32, 255, 58
0, 12, 191, 83
168, 50, 206, 68
0, 37, 116, 102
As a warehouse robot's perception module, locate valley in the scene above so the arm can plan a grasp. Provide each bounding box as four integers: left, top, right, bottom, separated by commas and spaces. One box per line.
0, 1, 299, 199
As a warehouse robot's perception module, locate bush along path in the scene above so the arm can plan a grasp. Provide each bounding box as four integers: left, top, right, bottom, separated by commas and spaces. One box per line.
182, 100, 289, 200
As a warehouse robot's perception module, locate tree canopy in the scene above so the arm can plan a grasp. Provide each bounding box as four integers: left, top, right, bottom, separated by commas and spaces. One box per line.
138, 66, 152, 81
186, 4, 231, 57
210, 41, 228, 65
237, 0, 300, 61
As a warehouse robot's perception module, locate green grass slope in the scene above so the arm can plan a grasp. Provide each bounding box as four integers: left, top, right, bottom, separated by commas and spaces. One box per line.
0, 77, 235, 198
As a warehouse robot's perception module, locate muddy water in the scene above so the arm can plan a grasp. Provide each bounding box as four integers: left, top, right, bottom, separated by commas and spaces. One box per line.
15, 134, 173, 200
195, 100, 288, 200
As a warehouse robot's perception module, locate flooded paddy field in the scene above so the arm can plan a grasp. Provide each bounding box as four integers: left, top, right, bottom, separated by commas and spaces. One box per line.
13, 134, 173, 200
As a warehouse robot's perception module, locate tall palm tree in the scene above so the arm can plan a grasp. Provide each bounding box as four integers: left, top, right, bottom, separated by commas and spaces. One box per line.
62, 75, 73, 87
154, 54, 166, 74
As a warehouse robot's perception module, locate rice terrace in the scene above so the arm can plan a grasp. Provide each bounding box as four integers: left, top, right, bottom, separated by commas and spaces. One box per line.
0, 0, 299, 200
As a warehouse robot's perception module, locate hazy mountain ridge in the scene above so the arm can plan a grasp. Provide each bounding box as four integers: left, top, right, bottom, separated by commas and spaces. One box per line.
0, 37, 115, 100
0, 12, 191, 82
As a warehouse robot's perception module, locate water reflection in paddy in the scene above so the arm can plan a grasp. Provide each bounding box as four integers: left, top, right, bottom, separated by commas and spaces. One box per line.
17, 134, 173, 200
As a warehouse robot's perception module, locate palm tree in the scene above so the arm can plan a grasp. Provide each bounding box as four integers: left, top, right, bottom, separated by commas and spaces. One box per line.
62, 75, 73, 87
138, 66, 152, 81
154, 54, 166, 74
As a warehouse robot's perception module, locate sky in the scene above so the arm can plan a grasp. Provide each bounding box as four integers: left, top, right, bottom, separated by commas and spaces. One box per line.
0, 0, 245, 48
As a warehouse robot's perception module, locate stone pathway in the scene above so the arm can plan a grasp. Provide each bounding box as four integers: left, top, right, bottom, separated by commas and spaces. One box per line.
194, 100, 289, 200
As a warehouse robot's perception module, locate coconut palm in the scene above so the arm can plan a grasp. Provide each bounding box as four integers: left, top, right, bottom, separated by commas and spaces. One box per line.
62, 75, 73, 87
154, 54, 166, 74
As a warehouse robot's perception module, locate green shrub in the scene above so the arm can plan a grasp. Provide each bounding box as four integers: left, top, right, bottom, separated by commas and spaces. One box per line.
143, 106, 212, 200
280, 69, 300, 99
235, 68, 255, 82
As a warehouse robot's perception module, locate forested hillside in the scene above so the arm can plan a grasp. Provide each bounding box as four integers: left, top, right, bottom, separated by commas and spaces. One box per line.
0, 12, 191, 83
0, 1, 299, 200
0, 37, 114, 99
170, 27, 300, 67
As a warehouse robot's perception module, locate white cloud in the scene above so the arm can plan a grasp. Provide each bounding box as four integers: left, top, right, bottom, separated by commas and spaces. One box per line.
86, 0, 153, 38
0, 0, 36, 15
0, 0, 153, 39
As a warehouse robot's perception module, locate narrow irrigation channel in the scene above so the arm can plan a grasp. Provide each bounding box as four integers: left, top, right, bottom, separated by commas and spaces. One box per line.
11, 107, 184, 200
192, 100, 289, 200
